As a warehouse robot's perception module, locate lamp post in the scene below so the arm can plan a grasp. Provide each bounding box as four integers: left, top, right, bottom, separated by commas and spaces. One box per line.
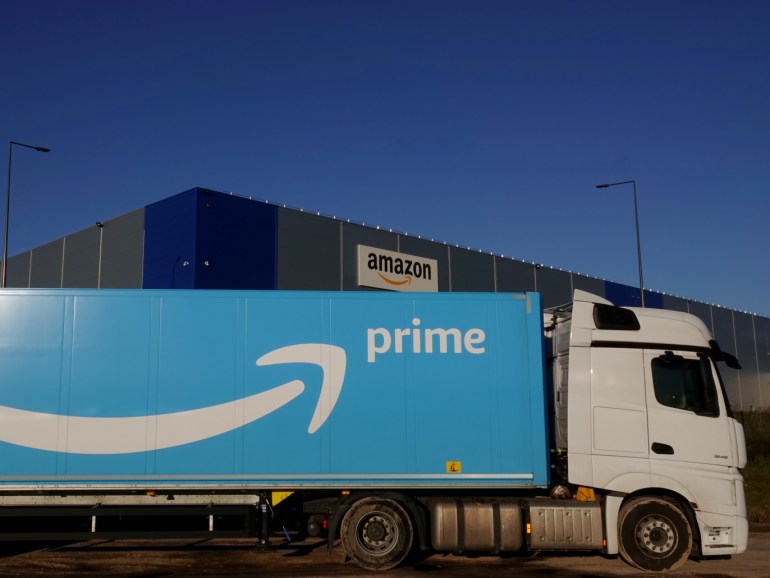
4, 141, 51, 288
595, 179, 645, 307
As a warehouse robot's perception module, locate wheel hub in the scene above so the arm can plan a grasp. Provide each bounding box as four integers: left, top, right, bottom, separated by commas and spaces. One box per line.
637, 515, 675, 554
359, 513, 396, 552
364, 518, 388, 543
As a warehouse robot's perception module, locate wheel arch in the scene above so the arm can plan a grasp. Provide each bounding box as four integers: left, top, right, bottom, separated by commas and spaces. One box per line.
604, 486, 699, 556
620, 488, 699, 547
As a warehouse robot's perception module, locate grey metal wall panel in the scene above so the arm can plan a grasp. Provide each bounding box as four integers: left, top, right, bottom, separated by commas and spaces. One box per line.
342, 222, 397, 291
62, 228, 100, 288
686, 301, 713, 333
29, 239, 63, 288
755, 316, 769, 410
5, 251, 31, 287
535, 267, 573, 309
100, 209, 144, 288
733, 312, 761, 410
711, 307, 742, 409
712, 307, 736, 345
277, 209, 341, 290
495, 258, 536, 293
662, 294, 689, 313
571, 274, 605, 299
398, 236, 451, 292
449, 247, 495, 292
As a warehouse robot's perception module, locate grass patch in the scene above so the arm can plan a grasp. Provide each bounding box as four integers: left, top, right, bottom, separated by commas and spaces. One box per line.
737, 411, 770, 523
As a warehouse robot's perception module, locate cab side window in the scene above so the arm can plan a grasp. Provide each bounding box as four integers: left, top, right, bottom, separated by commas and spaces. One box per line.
651, 353, 720, 417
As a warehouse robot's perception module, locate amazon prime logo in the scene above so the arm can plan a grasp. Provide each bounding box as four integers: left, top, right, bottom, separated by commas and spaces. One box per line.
0, 343, 346, 455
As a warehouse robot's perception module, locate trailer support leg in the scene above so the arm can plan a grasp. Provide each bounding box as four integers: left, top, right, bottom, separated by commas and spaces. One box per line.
254, 492, 272, 551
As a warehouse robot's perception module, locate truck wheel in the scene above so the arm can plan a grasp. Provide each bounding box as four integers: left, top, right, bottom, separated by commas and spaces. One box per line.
340, 497, 413, 570
618, 498, 693, 572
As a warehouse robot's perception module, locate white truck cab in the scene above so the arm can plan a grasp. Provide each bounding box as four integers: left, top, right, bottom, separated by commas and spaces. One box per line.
546, 290, 747, 571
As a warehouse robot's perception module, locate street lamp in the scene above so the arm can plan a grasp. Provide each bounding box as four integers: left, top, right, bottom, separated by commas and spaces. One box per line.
4, 141, 51, 288
595, 179, 645, 307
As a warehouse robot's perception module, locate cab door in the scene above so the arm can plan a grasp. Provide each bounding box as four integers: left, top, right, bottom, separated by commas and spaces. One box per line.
644, 349, 733, 468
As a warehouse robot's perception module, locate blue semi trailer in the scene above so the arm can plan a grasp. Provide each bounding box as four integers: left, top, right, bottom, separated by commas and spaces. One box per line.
0, 289, 747, 571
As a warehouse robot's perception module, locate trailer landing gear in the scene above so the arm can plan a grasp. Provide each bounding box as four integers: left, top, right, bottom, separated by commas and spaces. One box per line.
254, 493, 272, 552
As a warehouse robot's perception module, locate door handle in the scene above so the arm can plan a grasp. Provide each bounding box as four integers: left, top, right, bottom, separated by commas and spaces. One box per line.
651, 442, 674, 455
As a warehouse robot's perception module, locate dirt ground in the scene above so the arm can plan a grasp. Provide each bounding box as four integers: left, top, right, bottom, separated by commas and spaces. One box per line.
0, 528, 768, 578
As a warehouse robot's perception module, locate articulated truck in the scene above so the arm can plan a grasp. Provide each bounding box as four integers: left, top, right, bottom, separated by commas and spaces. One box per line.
0, 288, 746, 571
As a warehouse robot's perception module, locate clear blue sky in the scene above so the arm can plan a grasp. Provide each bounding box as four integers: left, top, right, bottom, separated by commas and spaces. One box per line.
3, 0, 769, 315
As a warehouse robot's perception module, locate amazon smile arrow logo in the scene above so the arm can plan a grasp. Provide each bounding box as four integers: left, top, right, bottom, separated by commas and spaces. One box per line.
377, 272, 412, 286
0, 344, 346, 455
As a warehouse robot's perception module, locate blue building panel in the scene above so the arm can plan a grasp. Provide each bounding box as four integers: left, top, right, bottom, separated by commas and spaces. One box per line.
604, 281, 664, 309
143, 188, 199, 289
143, 188, 277, 290
194, 190, 277, 289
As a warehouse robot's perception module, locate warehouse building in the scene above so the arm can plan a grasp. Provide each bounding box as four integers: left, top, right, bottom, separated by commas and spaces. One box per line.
4, 187, 769, 411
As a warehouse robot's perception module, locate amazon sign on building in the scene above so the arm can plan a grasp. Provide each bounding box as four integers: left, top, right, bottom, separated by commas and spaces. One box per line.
2, 186, 768, 412
358, 245, 438, 292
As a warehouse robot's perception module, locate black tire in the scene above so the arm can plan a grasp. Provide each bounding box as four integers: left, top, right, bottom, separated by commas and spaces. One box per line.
340, 497, 414, 571
618, 497, 693, 572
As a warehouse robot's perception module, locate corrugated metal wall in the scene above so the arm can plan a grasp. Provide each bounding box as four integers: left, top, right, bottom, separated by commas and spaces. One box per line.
273, 204, 769, 411
5, 209, 144, 289
2, 188, 767, 411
